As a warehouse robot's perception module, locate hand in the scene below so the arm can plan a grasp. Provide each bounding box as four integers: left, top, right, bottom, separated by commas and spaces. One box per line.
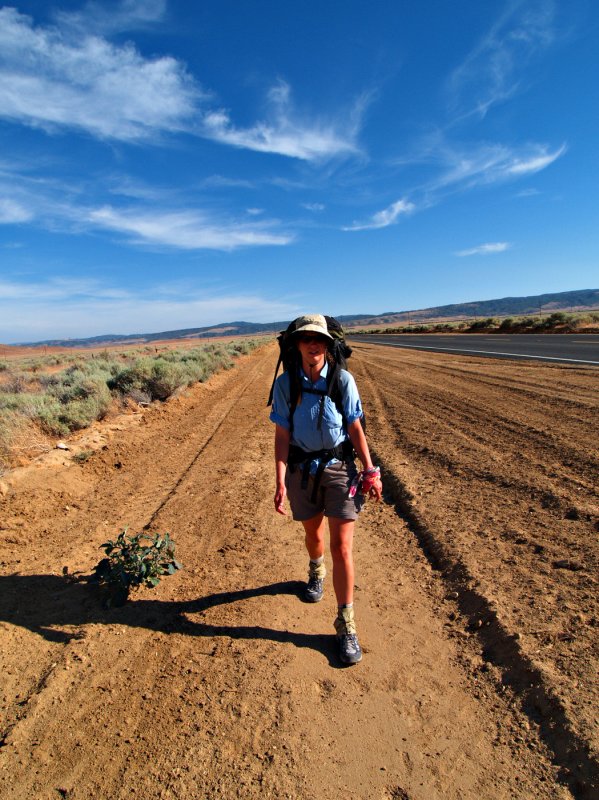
274, 484, 288, 515
367, 476, 383, 501
360, 468, 383, 502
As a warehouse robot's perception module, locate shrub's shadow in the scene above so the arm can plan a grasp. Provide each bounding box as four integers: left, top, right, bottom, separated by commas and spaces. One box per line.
0, 574, 341, 666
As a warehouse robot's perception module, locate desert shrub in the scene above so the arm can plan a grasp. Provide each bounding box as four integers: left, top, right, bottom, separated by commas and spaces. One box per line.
230, 340, 259, 356
546, 311, 569, 326
72, 449, 94, 464
93, 530, 182, 607
110, 354, 210, 400
0, 360, 9, 372
127, 387, 153, 405
19, 395, 66, 435
34, 368, 113, 434
0, 409, 52, 473
519, 317, 536, 328
468, 318, 498, 331
0, 337, 263, 454
0, 411, 20, 473
499, 317, 515, 330
46, 364, 113, 402
145, 359, 190, 400
107, 360, 151, 394
46, 355, 65, 366
36, 385, 112, 435
0, 391, 46, 414
564, 316, 583, 331
109, 357, 186, 400
0, 372, 29, 394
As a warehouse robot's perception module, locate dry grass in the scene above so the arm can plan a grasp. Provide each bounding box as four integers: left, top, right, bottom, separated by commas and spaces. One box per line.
0, 337, 268, 473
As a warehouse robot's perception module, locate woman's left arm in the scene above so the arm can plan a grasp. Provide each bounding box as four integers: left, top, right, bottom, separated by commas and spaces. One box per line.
347, 419, 382, 501
347, 419, 373, 470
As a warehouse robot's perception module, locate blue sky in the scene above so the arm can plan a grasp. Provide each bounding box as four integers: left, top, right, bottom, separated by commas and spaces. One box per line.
1, 0, 597, 342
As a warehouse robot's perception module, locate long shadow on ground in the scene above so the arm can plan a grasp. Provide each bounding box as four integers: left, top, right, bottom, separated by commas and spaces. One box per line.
0, 574, 342, 667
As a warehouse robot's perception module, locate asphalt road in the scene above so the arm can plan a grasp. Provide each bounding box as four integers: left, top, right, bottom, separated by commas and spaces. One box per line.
348, 333, 599, 366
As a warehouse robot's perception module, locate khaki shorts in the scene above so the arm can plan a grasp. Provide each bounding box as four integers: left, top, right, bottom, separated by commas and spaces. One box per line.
285, 460, 365, 521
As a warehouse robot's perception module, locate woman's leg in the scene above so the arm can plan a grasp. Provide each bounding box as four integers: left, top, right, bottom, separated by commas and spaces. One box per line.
329, 517, 361, 663
302, 513, 327, 602
328, 517, 355, 606
301, 512, 326, 560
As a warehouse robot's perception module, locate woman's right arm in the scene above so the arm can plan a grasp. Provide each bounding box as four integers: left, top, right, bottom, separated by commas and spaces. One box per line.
274, 424, 290, 515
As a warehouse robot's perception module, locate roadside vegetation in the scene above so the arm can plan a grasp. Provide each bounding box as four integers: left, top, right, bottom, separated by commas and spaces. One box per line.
0, 339, 264, 474
356, 310, 599, 335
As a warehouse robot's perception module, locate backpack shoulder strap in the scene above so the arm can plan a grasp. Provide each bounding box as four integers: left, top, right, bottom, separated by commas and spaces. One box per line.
266, 351, 283, 407
288, 367, 301, 436
327, 363, 345, 422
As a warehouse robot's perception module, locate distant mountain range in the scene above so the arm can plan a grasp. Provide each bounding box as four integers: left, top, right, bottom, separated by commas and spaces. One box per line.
20, 288, 599, 347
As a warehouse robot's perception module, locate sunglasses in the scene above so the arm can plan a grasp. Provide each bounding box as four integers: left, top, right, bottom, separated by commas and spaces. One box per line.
297, 333, 328, 344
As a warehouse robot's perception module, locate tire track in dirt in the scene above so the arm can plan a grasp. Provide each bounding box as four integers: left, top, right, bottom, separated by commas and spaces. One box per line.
359, 353, 598, 492
139, 368, 267, 533
389, 360, 598, 410
353, 344, 598, 799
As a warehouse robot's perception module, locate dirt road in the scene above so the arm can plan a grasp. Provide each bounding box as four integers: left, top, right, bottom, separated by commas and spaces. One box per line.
0, 343, 597, 799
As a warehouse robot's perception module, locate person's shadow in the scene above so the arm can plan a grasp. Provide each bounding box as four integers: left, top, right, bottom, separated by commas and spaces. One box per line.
0, 573, 343, 667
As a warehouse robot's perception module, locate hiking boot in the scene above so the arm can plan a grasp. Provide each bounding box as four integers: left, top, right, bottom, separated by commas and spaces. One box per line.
304, 559, 326, 602
334, 606, 362, 665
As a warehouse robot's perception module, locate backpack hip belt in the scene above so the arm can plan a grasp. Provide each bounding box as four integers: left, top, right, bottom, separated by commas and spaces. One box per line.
288, 442, 355, 503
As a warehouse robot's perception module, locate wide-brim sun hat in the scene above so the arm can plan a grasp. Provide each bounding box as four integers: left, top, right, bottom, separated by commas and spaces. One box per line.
292, 314, 333, 339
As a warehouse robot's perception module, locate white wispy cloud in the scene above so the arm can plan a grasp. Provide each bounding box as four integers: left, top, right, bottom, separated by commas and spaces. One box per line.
455, 242, 511, 257
0, 276, 128, 301
341, 136, 564, 234
202, 81, 361, 162
86, 206, 293, 250
200, 175, 255, 189
516, 188, 541, 197
343, 198, 415, 232
0, 7, 202, 142
425, 141, 566, 196
0, 164, 292, 251
55, 0, 167, 35
507, 146, 566, 175
0, 278, 302, 342
447, 0, 557, 119
0, 198, 33, 224
0, 10, 363, 162
106, 175, 168, 201
302, 203, 325, 212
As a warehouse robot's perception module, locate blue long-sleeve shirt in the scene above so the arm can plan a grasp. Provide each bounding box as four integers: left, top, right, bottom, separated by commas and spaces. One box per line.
269, 363, 363, 452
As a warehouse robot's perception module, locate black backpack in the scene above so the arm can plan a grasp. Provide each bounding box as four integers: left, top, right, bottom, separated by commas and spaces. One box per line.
266, 315, 360, 436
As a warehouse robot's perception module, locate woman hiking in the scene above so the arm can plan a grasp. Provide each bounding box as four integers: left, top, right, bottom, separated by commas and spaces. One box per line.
269, 314, 382, 665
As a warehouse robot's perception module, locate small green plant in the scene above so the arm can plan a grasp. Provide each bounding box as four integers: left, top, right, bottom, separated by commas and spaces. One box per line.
93, 529, 182, 607
72, 449, 94, 464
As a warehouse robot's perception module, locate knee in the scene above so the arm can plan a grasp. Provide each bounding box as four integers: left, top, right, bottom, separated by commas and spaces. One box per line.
305, 526, 325, 544
330, 540, 353, 563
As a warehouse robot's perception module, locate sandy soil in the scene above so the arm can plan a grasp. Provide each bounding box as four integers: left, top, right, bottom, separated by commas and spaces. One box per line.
0, 343, 597, 799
